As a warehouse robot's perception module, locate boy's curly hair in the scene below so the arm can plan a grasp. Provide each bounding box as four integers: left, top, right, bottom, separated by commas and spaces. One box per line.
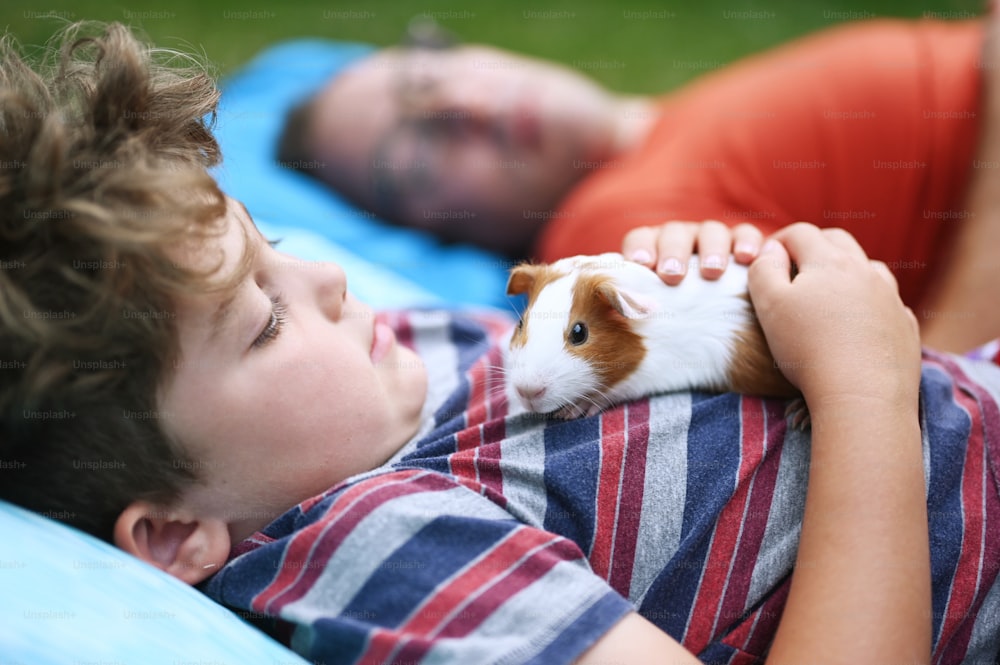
0, 22, 231, 540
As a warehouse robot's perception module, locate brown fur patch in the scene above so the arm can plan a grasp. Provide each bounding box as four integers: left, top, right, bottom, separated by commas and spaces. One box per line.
507, 263, 566, 350
728, 295, 799, 397
567, 273, 646, 390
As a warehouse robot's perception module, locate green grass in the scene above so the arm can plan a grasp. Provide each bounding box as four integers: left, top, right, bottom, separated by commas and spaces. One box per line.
0, 0, 986, 93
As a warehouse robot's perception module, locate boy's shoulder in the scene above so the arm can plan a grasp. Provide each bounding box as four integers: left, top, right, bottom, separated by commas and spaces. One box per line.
203, 466, 631, 665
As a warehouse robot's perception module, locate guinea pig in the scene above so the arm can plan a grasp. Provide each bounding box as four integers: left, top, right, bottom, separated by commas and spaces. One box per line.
505, 252, 798, 419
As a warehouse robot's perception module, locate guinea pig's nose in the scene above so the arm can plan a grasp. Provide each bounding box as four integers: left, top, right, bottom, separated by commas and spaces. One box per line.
517, 385, 546, 402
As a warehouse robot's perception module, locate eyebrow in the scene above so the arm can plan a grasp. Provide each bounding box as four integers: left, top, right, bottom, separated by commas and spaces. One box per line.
208, 290, 240, 346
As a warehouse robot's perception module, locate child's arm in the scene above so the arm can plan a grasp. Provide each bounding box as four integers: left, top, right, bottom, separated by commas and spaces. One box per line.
578, 223, 928, 664
750, 224, 928, 663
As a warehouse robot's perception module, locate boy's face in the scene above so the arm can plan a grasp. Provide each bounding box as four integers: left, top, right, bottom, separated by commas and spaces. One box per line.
158, 197, 427, 541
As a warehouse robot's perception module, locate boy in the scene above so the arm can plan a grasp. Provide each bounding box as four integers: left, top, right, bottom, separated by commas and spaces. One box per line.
1, 21, 997, 665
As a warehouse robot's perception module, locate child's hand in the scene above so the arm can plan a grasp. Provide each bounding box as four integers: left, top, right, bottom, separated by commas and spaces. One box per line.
622, 220, 763, 285
748, 223, 921, 405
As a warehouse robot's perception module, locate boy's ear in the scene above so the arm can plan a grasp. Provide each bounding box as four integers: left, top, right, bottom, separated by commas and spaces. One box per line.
114, 500, 231, 585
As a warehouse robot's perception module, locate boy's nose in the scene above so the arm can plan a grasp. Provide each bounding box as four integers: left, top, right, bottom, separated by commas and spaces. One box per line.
314, 262, 347, 321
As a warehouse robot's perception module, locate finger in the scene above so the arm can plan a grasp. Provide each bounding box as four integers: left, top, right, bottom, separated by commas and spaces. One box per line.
654, 222, 697, 285
818, 227, 868, 261
868, 259, 901, 291
621, 226, 659, 267
903, 306, 919, 335
731, 223, 764, 264
694, 220, 731, 280
768, 222, 833, 268
747, 238, 793, 301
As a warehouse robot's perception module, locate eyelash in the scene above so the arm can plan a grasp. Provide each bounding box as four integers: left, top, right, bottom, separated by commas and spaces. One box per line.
252, 293, 287, 349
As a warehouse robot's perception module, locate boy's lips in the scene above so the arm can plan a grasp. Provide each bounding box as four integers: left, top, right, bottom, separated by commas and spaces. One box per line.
370, 321, 395, 364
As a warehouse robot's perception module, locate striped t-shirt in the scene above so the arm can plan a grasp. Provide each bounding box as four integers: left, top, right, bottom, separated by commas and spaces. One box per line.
202, 309, 1000, 664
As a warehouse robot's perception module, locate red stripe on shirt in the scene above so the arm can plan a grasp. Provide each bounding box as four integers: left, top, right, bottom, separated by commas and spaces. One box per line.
940, 477, 1000, 665
254, 474, 406, 612
463, 352, 490, 430
448, 440, 508, 510
717, 400, 785, 635
453, 349, 508, 495
684, 396, 768, 652
933, 380, 985, 663
590, 406, 627, 581
456, 420, 483, 452
476, 419, 506, 499
934, 357, 1000, 664
608, 401, 650, 595
727, 576, 791, 656
254, 470, 444, 614
358, 527, 576, 664
436, 538, 583, 639
473, 346, 512, 505
485, 345, 509, 422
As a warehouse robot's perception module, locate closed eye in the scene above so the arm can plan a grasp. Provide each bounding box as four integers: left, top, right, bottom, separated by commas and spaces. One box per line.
252, 293, 287, 349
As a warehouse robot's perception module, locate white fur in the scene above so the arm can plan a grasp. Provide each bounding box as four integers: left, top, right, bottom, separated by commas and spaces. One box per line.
508, 252, 754, 416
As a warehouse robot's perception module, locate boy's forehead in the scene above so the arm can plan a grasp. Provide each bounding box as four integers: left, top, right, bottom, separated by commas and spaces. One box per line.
172, 197, 261, 311
163, 198, 266, 365
213, 196, 261, 284
229, 197, 257, 228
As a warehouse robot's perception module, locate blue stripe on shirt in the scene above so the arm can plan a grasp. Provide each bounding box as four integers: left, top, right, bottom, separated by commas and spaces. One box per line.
921, 363, 974, 646
340, 515, 521, 627
542, 416, 602, 549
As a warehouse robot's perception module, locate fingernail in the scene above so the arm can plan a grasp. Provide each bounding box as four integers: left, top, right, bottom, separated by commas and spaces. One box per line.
629, 249, 653, 265
761, 239, 781, 254
701, 255, 724, 270
734, 242, 756, 258
658, 257, 684, 275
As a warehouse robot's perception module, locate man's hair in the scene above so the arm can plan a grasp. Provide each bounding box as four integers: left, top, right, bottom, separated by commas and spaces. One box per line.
276, 96, 317, 174
0, 21, 230, 540
276, 90, 410, 232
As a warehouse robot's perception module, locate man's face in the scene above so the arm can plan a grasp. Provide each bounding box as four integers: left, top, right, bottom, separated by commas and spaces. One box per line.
309, 44, 620, 254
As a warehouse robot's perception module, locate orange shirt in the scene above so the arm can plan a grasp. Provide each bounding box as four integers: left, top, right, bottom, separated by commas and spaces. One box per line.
535, 19, 983, 308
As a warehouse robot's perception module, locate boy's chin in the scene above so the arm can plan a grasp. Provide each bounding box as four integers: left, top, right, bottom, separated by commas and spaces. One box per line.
382, 346, 428, 415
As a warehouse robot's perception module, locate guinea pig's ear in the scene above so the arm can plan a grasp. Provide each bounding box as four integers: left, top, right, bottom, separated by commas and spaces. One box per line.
596, 282, 655, 320
507, 264, 539, 296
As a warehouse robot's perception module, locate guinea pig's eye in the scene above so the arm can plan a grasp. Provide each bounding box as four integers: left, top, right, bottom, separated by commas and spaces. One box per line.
568, 321, 588, 346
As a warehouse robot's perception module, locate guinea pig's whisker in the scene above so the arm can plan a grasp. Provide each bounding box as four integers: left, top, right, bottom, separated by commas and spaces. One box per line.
585, 390, 618, 415
483, 369, 509, 389
484, 383, 510, 404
